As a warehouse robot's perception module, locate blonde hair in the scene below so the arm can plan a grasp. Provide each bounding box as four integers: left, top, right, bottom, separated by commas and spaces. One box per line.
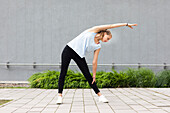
96, 29, 112, 40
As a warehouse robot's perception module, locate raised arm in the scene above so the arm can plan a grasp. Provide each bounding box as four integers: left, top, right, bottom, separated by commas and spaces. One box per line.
88, 23, 137, 33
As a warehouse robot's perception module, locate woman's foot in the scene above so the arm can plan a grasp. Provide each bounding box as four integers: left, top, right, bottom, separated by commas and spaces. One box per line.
56, 95, 63, 104
99, 95, 109, 103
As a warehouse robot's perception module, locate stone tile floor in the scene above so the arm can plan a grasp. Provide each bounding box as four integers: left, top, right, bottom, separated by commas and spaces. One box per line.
0, 88, 170, 113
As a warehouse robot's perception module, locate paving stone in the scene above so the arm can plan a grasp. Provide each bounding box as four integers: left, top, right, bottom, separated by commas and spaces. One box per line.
136, 110, 153, 113
71, 106, 84, 109
55, 109, 70, 113
99, 109, 114, 113
114, 110, 137, 113
70, 111, 84, 113
41, 108, 57, 113
0, 106, 18, 113
85, 106, 98, 112
129, 105, 148, 111
161, 107, 170, 112
0, 88, 170, 113
148, 109, 168, 113
110, 105, 132, 110
85, 112, 99, 113
29, 107, 44, 112
13, 108, 30, 113
27, 111, 41, 113
7, 103, 25, 107
70, 108, 84, 112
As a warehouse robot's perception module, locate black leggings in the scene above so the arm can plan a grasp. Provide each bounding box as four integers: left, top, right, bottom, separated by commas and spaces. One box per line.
58, 45, 100, 94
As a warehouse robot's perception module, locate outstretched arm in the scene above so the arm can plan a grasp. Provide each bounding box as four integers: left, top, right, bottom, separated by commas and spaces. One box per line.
88, 23, 138, 33
92, 48, 101, 84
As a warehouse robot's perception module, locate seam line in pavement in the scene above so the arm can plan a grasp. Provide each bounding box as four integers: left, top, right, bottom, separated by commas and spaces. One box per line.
90, 89, 100, 113
127, 88, 168, 113
106, 88, 117, 113
124, 88, 152, 111
0, 89, 36, 109
69, 89, 76, 113
146, 88, 170, 98
25, 89, 51, 113
83, 89, 85, 113
55, 89, 69, 113
108, 88, 137, 113
40, 90, 57, 113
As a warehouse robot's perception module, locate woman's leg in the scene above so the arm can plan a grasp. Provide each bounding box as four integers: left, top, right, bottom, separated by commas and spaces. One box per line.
58, 46, 72, 95
73, 57, 100, 94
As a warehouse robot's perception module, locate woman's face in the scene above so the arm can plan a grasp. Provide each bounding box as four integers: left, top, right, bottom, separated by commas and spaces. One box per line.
102, 33, 112, 42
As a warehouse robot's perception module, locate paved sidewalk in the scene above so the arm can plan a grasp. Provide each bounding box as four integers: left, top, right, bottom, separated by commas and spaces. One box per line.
0, 88, 170, 113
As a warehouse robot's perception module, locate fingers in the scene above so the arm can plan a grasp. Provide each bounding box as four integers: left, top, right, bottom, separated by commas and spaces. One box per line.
92, 80, 95, 84
132, 24, 138, 26
129, 24, 138, 26
127, 24, 137, 29
92, 81, 94, 84
128, 26, 133, 29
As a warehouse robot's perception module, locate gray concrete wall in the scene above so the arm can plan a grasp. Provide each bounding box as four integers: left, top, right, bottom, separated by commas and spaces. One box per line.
0, 0, 170, 81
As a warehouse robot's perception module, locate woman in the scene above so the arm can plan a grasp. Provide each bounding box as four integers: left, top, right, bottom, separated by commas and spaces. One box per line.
57, 23, 138, 104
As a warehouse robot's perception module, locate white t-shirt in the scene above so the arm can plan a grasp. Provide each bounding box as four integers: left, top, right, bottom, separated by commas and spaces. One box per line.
67, 30, 101, 58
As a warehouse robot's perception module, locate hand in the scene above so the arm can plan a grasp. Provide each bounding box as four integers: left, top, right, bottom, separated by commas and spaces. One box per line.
92, 77, 96, 84
127, 23, 138, 29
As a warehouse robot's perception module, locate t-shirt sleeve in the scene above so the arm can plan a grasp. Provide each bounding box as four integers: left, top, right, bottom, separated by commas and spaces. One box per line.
94, 44, 101, 51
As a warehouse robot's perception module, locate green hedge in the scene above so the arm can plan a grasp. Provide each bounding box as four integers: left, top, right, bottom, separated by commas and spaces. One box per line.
155, 70, 170, 87
28, 68, 170, 89
124, 68, 156, 87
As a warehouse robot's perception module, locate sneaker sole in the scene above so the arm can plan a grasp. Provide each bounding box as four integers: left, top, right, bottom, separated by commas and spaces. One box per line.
99, 100, 109, 103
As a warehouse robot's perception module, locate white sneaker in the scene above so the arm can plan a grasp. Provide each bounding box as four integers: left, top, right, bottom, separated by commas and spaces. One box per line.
99, 95, 109, 103
56, 96, 63, 104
